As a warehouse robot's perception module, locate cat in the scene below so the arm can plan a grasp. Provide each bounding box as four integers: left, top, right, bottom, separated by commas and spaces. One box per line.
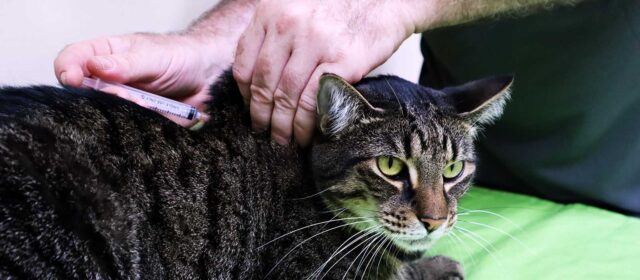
0, 70, 511, 279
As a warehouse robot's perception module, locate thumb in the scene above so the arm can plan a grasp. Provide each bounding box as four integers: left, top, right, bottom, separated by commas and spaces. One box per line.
87, 53, 163, 84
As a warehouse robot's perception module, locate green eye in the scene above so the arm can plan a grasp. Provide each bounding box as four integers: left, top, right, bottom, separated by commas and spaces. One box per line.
377, 156, 405, 177
443, 161, 464, 180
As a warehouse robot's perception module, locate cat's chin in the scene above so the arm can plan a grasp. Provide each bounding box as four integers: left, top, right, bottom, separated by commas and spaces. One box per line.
387, 226, 448, 252
392, 237, 438, 252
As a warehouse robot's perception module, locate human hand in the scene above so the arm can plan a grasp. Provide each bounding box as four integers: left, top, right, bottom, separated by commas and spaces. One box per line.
54, 33, 234, 127
232, 0, 416, 146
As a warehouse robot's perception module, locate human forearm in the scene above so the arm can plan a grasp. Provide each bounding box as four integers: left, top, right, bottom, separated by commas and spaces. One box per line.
406, 0, 583, 32
186, 0, 257, 38
156, 0, 259, 76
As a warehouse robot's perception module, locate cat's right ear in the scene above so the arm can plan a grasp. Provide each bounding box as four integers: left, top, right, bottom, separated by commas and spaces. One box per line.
316, 74, 378, 136
442, 75, 513, 125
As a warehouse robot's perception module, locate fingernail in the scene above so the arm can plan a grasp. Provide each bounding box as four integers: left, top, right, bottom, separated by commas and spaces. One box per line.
94, 56, 115, 71
60, 72, 67, 85
272, 134, 289, 145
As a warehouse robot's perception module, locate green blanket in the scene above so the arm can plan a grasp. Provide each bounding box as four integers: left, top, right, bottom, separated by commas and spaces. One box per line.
429, 187, 640, 279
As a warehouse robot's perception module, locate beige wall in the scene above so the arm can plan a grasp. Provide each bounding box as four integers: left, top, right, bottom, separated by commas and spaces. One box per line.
0, 1, 421, 86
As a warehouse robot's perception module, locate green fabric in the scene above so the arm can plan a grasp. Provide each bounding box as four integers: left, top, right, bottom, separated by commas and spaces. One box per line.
429, 187, 640, 279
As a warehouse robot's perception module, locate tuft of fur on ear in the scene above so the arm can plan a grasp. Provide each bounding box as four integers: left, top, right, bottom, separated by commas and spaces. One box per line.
316, 74, 377, 136
442, 75, 513, 126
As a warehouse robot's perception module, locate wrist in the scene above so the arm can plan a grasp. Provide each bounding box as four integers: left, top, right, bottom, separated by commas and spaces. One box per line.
182, 32, 235, 66
174, 33, 236, 86
179, 0, 258, 70
397, 0, 448, 33
182, 0, 257, 44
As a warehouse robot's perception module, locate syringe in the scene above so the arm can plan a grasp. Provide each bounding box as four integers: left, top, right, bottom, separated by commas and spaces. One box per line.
82, 77, 203, 121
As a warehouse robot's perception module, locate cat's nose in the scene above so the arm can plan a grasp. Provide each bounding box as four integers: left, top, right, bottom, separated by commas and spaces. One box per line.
419, 217, 446, 233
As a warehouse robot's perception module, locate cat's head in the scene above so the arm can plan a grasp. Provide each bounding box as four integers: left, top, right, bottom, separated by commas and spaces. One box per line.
311, 74, 512, 252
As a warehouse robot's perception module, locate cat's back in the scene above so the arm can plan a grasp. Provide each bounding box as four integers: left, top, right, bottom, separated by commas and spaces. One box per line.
0, 83, 339, 279
0, 85, 209, 279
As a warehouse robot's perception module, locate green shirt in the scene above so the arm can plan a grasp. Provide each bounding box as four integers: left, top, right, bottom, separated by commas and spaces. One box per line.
421, 0, 640, 214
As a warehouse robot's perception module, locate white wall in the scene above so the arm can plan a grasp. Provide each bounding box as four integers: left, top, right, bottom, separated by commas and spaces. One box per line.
370, 34, 423, 83
0, 1, 218, 86
0, 1, 421, 86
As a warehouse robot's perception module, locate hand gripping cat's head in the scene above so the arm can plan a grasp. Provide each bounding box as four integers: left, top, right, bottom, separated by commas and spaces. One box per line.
311, 74, 512, 252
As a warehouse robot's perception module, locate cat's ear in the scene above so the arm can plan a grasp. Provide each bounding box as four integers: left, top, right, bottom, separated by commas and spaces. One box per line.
316, 74, 378, 136
442, 75, 513, 125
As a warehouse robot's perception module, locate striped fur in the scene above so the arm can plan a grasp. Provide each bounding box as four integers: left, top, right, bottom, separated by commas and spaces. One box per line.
0, 71, 509, 279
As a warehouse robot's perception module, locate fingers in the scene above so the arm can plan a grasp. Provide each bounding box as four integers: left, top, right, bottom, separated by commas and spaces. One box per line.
232, 2, 384, 146
233, 18, 266, 106
54, 38, 111, 86
248, 30, 293, 137
270, 50, 318, 145
55, 36, 165, 87
86, 52, 162, 84
55, 33, 229, 131
54, 37, 132, 86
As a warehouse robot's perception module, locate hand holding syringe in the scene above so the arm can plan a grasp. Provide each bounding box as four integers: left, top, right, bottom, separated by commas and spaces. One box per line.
82, 77, 208, 130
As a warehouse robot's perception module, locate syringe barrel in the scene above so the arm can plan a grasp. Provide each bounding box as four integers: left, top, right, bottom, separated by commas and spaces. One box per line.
82, 78, 201, 120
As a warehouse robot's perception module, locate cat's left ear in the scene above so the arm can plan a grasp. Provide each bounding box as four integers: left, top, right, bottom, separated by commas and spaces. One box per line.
442, 75, 514, 125
316, 74, 379, 136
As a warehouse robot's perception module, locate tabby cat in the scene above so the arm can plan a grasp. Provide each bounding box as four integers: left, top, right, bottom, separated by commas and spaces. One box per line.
0, 71, 511, 279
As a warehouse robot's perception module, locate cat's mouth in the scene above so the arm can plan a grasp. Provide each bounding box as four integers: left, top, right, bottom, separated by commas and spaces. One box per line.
378, 215, 452, 252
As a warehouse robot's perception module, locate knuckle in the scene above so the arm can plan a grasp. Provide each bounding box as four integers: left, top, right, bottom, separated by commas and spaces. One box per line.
248, 57, 274, 83
293, 118, 307, 133
55, 43, 81, 62
315, 65, 333, 79
232, 64, 251, 83
255, 55, 274, 73
235, 38, 247, 57
59, 43, 75, 55
53, 56, 64, 71
275, 12, 302, 34
293, 114, 316, 136
309, 25, 331, 40
250, 84, 274, 104
273, 89, 297, 111
321, 46, 346, 63
279, 72, 305, 92
297, 92, 317, 113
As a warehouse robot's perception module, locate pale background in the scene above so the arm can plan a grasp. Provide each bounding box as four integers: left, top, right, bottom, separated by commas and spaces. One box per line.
0, 1, 422, 87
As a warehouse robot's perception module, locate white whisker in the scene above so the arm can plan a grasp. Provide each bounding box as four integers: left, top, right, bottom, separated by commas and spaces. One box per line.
376, 238, 394, 278
289, 187, 333, 201
317, 227, 382, 280
317, 208, 347, 214
353, 233, 385, 279
458, 207, 523, 232
307, 228, 370, 280
457, 220, 530, 252
341, 232, 383, 280
361, 234, 389, 280
258, 215, 369, 249
455, 226, 502, 267
448, 231, 477, 268
263, 220, 373, 279
309, 225, 379, 279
